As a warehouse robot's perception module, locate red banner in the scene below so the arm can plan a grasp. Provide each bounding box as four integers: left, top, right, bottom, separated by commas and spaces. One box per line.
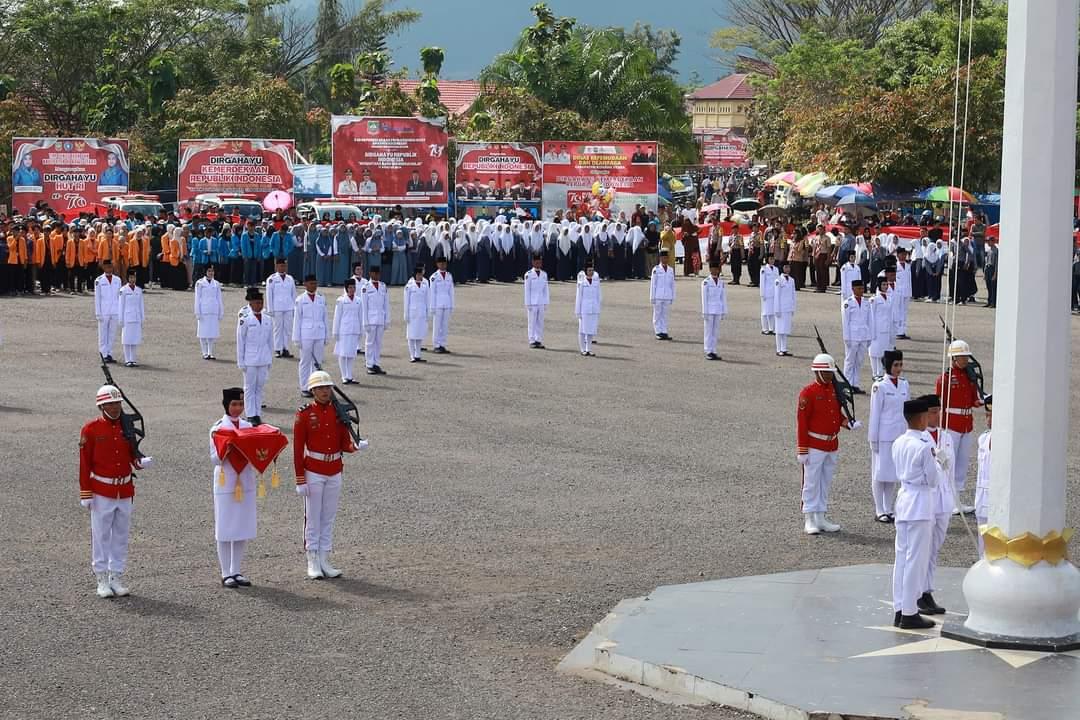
454, 142, 542, 208
177, 138, 294, 203
541, 141, 658, 220
331, 116, 449, 206
700, 131, 748, 167
12, 137, 129, 215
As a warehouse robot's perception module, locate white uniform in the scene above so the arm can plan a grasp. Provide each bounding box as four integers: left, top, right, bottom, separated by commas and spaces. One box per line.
332, 292, 364, 381
265, 272, 296, 354
868, 291, 895, 377
759, 264, 779, 332
975, 429, 991, 555
701, 274, 727, 356
894, 261, 912, 335
841, 295, 873, 389
891, 429, 938, 616
193, 276, 224, 357
94, 273, 122, 358
429, 268, 455, 350
118, 283, 144, 365
839, 262, 861, 302
361, 279, 390, 368
209, 414, 257, 578
925, 427, 955, 595
293, 291, 328, 392
868, 375, 909, 516
773, 273, 796, 353
574, 272, 602, 354
403, 277, 430, 360
523, 267, 550, 344
236, 306, 273, 419
649, 263, 675, 335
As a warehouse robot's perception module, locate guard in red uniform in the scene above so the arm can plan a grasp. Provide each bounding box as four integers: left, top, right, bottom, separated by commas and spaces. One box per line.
293, 371, 358, 579
80, 385, 148, 598
797, 354, 861, 535
935, 339, 981, 514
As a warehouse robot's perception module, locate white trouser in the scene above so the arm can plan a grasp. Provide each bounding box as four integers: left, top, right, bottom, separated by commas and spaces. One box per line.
761, 308, 775, 332
703, 314, 721, 354
90, 496, 133, 574
896, 297, 910, 334
947, 429, 974, 496
408, 338, 422, 359
652, 300, 671, 334
844, 341, 869, 388
303, 471, 342, 552
871, 463, 898, 517
925, 512, 951, 593
200, 338, 215, 357
578, 333, 593, 353
775, 331, 788, 353
868, 350, 883, 378
272, 310, 293, 352
432, 308, 451, 348
98, 316, 118, 357
893, 519, 933, 614
216, 540, 247, 578
242, 365, 269, 418
337, 354, 355, 381
365, 325, 385, 367
800, 448, 837, 513
299, 339, 325, 392
526, 306, 545, 343
123, 344, 137, 364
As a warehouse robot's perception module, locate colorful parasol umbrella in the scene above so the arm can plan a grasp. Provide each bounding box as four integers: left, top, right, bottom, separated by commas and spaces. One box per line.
835, 192, 878, 217
765, 170, 801, 186
701, 203, 725, 213
756, 204, 788, 219
262, 190, 293, 212
918, 186, 977, 204
795, 171, 829, 198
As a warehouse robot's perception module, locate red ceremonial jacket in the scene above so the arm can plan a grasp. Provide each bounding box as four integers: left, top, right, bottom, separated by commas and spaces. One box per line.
293, 401, 356, 481
796, 380, 843, 453
936, 366, 980, 433
79, 416, 137, 500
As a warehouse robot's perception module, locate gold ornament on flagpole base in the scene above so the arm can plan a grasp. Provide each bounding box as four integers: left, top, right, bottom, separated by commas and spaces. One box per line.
980, 526, 1074, 567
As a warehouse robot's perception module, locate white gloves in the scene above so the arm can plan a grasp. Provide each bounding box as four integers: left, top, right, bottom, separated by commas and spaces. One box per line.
80, 498, 92, 509
849, 420, 863, 431
295, 483, 309, 496
797, 453, 810, 466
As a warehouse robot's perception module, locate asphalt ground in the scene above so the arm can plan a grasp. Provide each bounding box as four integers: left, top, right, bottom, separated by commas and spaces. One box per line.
0, 270, 1066, 720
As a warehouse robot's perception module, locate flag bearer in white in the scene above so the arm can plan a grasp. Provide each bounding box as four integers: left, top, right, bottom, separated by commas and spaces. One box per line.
265, 258, 296, 358
773, 261, 796, 356
574, 258, 602, 356
759, 253, 779, 335
194, 264, 224, 359
524, 253, 549, 348
209, 388, 257, 589
332, 278, 364, 383
894, 246, 912, 339
869, 349, 909, 522
919, 393, 952, 616
429, 255, 455, 353
404, 265, 430, 363
293, 273, 328, 394
118, 269, 144, 367
94, 258, 122, 362
361, 265, 390, 374
700, 259, 727, 360
650, 249, 675, 340
841, 279, 872, 392
235, 287, 273, 426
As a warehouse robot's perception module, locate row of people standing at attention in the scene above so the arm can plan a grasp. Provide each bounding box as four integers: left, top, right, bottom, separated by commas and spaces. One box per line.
78, 374, 363, 599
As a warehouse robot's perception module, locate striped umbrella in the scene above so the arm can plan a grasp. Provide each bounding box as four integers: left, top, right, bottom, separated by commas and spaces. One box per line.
918, 186, 978, 204
765, 170, 801, 186
795, 171, 829, 198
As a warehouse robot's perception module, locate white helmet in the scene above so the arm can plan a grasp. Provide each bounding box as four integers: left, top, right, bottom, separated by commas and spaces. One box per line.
306, 371, 334, 391
947, 340, 973, 358
811, 353, 838, 373
96, 385, 122, 406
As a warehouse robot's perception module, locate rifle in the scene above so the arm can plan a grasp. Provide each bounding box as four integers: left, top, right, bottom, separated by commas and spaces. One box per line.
812, 325, 857, 425
313, 361, 365, 448
938, 316, 987, 401
99, 354, 146, 460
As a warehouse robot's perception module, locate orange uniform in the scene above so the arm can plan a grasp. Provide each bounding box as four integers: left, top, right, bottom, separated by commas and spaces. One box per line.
6, 233, 21, 265
79, 236, 97, 266
936, 366, 980, 433
796, 379, 844, 454
292, 401, 357, 482
96, 235, 112, 263
79, 415, 138, 500
31, 231, 45, 266
169, 236, 182, 266
65, 233, 77, 267
126, 235, 141, 267
49, 230, 65, 265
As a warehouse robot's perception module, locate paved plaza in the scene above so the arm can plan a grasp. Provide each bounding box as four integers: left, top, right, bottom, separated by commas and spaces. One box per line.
0, 273, 1069, 719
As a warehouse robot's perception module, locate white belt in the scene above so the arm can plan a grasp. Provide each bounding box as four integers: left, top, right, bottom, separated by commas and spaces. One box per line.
808, 431, 837, 441
91, 472, 132, 485
305, 449, 341, 462
946, 408, 973, 416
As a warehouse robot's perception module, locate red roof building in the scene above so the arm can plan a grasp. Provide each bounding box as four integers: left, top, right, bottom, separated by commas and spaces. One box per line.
395, 79, 482, 117
687, 73, 757, 134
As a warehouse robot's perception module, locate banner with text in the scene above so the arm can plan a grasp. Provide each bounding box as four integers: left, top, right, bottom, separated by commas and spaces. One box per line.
177, 138, 295, 202
454, 142, 542, 214
331, 116, 448, 206
700, 131, 748, 167
541, 141, 658, 220
12, 137, 129, 214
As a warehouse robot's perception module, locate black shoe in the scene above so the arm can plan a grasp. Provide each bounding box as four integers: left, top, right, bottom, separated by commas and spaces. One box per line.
375, 366, 387, 375
105, 355, 116, 364
706, 352, 718, 360
875, 514, 891, 523
853, 387, 866, 395
124, 362, 134, 367
656, 333, 664, 340
897, 334, 910, 340
535, 343, 545, 349
283, 350, 293, 358
410, 358, 419, 363
434, 346, 448, 354
767, 331, 776, 335
367, 367, 378, 374
249, 416, 262, 426
209, 355, 216, 360
222, 576, 239, 589
301, 391, 314, 398
898, 613, 936, 629
343, 379, 357, 385
918, 592, 946, 615
893, 610, 902, 627
203, 355, 210, 360
761, 330, 768, 335
662, 334, 672, 341
274, 351, 282, 358
580, 351, 589, 356
233, 574, 251, 587
887, 513, 895, 523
